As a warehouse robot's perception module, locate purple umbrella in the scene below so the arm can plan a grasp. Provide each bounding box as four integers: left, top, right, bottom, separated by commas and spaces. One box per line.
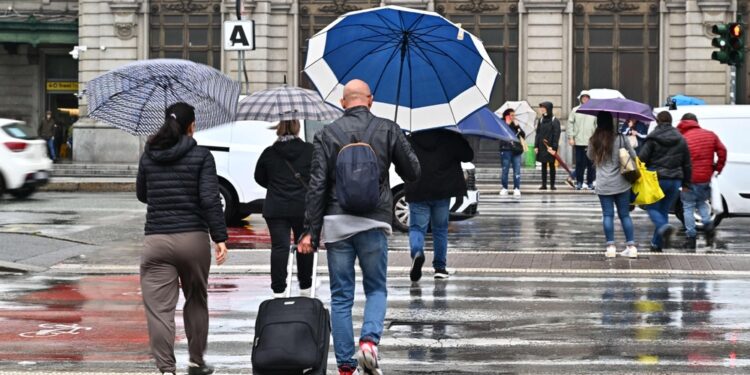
576, 98, 655, 123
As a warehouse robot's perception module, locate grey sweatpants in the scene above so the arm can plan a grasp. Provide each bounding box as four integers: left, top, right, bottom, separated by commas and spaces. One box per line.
141, 231, 211, 373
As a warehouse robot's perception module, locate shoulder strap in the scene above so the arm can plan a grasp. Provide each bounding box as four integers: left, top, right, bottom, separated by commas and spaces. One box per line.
329, 116, 378, 145
329, 123, 350, 146
283, 159, 309, 192
361, 116, 379, 144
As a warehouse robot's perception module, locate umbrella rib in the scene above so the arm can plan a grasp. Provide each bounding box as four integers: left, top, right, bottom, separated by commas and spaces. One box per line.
404, 14, 427, 33
409, 41, 457, 125
409, 33, 489, 62
373, 12, 403, 33
319, 41, 401, 102
303, 32, 398, 71
369, 41, 405, 103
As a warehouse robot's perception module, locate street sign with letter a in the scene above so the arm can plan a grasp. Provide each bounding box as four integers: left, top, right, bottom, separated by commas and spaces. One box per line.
224, 20, 255, 51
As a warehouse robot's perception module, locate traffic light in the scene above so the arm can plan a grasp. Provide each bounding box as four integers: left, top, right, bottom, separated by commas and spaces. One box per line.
712, 20, 745, 66
712, 23, 731, 64
728, 22, 744, 66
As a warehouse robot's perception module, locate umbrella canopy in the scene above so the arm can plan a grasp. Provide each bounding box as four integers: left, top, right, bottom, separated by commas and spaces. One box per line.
495, 101, 536, 136
453, 107, 517, 142
669, 94, 705, 106
303, 5, 498, 132
236, 86, 343, 122
576, 98, 655, 123
86, 59, 240, 135
585, 88, 625, 99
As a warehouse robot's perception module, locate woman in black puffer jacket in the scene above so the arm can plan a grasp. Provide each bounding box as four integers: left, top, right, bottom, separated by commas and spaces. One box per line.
254, 120, 314, 298
136, 102, 227, 375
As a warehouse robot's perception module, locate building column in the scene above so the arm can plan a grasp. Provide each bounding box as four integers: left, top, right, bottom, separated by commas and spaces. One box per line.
74, 0, 144, 163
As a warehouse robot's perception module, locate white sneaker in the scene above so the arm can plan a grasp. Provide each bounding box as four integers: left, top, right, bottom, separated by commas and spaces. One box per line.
500, 188, 508, 196
620, 245, 638, 259
513, 188, 521, 197
582, 183, 590, 190
605, 245, 617, 258
299, 287, 311, 297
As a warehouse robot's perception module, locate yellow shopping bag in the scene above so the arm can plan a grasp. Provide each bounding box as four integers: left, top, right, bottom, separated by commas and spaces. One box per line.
631, 159, 664, 206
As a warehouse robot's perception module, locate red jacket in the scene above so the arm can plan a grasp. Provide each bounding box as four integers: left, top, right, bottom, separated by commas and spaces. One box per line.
676, 120, 727, 184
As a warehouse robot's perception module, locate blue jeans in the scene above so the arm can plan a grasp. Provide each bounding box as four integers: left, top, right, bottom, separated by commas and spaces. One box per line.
645, 178, 682, 247
500, 151, 522, 189
46, 138, 56, 160
408, 199, 450, 270
681, 183, 712, 238
575, 145, 595, 186
326, 229, 388, 368
598, 191, 635, 245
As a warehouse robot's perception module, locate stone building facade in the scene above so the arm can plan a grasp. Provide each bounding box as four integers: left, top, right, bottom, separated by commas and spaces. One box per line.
11, 0, 750, 163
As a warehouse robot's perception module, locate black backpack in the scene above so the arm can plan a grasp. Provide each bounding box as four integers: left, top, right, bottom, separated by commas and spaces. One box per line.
329, 117, 381, 214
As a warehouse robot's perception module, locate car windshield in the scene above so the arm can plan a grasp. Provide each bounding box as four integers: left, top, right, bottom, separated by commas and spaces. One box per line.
2, 122, 37, 140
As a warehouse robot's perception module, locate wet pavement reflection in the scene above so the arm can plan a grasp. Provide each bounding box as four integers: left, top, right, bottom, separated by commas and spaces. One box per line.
1, 274, 749, 373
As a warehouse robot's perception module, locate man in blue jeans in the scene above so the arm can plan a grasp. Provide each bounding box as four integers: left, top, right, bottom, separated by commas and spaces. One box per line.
299, 80, 420, 375
405, 129, 474, 281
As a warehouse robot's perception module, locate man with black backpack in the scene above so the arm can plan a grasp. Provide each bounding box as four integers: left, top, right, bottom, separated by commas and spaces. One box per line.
299, 79, 420, 375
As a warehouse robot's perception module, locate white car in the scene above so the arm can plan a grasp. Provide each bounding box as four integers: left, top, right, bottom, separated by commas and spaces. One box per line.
194, 120, 479, 231
0, 118, 52, 199
651, 105, 750, 229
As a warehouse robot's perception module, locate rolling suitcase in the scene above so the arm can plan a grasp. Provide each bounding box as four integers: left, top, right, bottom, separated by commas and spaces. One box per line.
252, 246, 330, 375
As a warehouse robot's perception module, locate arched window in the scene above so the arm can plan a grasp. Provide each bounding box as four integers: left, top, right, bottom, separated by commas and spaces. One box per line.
149, 0, 222, 69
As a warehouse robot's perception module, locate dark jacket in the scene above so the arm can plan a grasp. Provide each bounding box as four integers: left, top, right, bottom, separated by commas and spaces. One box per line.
498, 122, 526, 153
304, 106, 421, 247
38, 117, 57, 140
534, 102, 561, 163
405, 129, 474, 203
676, 119, 727, 184
254, 138, 313, 218
638, 123, 692, 187
136, 136, 228, 243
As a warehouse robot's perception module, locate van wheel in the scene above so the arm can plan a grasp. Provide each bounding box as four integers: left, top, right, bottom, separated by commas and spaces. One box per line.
392, 189, 409, 233
219, 184, 239, 225
674, 199, 724, 230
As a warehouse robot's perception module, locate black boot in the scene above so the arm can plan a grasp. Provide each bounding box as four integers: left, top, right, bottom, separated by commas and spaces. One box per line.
684, 237, 697, 250
705, 223, 716, 246
188, 364, 215, 375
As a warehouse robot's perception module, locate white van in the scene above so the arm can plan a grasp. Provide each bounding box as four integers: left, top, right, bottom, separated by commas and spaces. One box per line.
194, 120, 479, 231
652, 105, 750, 229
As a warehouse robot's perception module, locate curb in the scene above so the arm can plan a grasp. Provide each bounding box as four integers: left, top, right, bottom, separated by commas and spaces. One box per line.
0, 260, 46, 273
40, 181, 135, 192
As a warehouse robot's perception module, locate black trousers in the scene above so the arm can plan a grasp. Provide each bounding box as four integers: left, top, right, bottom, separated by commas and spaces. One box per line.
541, 160, 556, 187
266, 217, 313, 294
574, 145, 595, 185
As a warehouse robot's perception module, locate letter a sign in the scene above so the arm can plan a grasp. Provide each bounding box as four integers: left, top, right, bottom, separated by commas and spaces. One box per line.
224, 20, 255, 51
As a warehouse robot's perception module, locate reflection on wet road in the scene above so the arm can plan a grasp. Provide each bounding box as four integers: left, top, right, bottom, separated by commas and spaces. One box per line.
1, 274, 749, 373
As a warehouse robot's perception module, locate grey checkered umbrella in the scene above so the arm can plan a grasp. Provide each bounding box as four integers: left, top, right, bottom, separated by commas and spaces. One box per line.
236, 86, 342, 122
86, 59, 240, 135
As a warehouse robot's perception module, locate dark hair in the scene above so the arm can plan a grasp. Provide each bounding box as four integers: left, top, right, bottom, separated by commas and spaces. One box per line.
589, 112, 615, 166
502, 109, 514, 120
656, 111, 672, 125
681, 113, 698, 121
148, 102, 196, 149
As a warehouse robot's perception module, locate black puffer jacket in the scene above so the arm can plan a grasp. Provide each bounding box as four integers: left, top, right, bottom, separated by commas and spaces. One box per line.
136, 136, 228, 243
254, 138, 313, 218
405, 129, 473, 203
305, 106, 421, 247
534, 102, 561, 163
638, 123, 692, 187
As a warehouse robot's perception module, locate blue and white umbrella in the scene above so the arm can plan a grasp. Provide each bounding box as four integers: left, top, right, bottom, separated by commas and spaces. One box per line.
303, 5, 499, 132
86, 59, 240, 135
453, 107, 517, 142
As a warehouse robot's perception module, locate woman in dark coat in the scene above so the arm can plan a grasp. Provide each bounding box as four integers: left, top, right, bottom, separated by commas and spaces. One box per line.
534, 101, 562, 190
136, 102, 227, 375
254, 119, 314, 298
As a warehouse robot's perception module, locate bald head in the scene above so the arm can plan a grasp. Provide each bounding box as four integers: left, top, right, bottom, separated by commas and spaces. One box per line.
340, 79, 373, 109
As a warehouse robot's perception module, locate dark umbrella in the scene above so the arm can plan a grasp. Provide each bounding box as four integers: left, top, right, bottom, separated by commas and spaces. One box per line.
576, 98, 655, 123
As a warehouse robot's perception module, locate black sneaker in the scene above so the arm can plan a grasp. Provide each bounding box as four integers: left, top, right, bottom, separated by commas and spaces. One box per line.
705, 224, 716, 246
650, 245, 663, 252
410, 252, 425, 282
661, 225, 675, 249
434, 268, 450, 279
550, 186, 557, 191
188, 364, 215, 375
539, 185, 548, 190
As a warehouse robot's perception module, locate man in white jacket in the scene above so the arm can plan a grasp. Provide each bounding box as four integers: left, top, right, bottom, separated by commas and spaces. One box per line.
568, 90, 598, 190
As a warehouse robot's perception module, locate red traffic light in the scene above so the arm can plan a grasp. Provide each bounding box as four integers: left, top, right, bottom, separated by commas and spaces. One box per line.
730, 23, 743, 38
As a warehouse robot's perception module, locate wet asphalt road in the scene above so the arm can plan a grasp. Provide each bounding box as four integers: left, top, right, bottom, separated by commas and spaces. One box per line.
1, 192, 750, 374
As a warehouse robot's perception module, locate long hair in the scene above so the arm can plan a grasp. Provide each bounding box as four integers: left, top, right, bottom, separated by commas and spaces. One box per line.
589, 112, 616, 166
148, 102, 196, 149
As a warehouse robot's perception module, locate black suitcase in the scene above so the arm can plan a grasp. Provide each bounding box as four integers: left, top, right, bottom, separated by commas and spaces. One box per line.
252, 246, 330, 375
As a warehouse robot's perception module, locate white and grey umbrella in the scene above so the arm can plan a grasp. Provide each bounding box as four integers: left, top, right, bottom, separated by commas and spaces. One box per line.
236, 86, 343, 122
86, 59, 240, 135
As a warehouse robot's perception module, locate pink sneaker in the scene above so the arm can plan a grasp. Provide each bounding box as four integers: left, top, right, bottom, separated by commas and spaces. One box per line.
338, 365, 359, 375
357, 340, 382, 374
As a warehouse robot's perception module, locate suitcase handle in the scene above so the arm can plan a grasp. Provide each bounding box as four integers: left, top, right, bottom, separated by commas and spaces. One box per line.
286, 245, 319, 299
